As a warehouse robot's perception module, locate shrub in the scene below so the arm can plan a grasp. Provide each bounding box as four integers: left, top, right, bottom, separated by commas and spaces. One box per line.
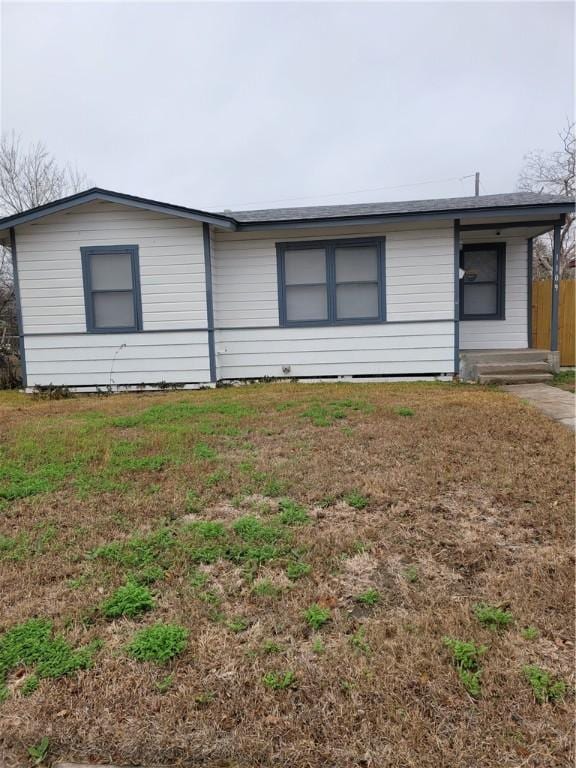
101, 582, 155, 619
473, 603, 513, 630
304, 604, 331, 630
127, 623, 188, 663
395, 407, 414, 417
523, 665, 566, 703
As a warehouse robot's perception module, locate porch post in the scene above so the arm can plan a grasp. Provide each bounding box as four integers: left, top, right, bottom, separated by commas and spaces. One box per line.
550, 222, 561, 352
453, 218, 460, 376
202, 223, 217, 383
527, 238, 533, 348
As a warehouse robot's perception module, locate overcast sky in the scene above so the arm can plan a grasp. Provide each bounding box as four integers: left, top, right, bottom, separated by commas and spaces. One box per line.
1, 1, 573, 211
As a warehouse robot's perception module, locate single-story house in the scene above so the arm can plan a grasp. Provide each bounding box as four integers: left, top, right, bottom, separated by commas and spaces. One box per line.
0, 188, 572, 391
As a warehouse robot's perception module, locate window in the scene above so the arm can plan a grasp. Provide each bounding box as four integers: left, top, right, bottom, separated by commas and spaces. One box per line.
277, 238, 385, 326
81, 245, 142, 332
460, 243, 505, 320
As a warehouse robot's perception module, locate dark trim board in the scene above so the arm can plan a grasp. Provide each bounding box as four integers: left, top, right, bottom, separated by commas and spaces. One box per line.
453, 219, 460, 375
459, 218, 564, 232
202, 223, 217, 382
9, 227, 27, 388
459, 242, 506, 321
550, 223, 561, 351
80, 244, 143, 333
527, 238, 533, 348
22, 317, 457, 338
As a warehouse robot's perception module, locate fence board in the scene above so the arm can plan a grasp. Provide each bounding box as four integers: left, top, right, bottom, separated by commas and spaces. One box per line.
532, 280, 575, 366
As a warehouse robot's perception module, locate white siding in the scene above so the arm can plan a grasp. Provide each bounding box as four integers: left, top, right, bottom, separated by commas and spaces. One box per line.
211, 222, 454, 378
460, 235, 528, 349
212, 222, 453, 327
17, 201, 207, 334
215, 323, 454, 379
24, 331, 210, 387
16, 201, 211, 388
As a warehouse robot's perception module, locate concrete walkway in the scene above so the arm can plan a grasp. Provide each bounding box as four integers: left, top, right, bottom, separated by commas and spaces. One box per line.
502, 383, 575, 430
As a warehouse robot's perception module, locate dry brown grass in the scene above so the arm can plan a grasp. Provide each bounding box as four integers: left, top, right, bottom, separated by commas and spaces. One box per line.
0, 382, 574, 768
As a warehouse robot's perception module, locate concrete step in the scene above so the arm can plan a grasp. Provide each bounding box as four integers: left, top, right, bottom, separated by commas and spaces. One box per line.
476, 361, 552, 376
461, 349, 551, 364
478, 372, 554, 385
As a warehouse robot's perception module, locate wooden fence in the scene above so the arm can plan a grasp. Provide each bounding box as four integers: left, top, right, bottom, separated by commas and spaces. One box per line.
531, 280, 575, 366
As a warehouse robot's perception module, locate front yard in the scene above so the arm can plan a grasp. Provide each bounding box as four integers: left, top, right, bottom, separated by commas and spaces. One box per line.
0, 382, 573, 768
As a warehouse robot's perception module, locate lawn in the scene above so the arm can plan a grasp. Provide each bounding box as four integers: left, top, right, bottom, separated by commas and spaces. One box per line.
551, 369, 575, 393
0, 382, 573, 768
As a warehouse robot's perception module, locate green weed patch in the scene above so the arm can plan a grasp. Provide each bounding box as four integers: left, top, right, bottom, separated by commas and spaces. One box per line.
126, 623, 188, 663
0, 619, 100, 700
101, 582, 155, 619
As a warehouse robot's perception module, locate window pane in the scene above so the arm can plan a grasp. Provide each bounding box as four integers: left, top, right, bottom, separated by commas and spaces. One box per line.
462, 251, 497, 282
335, 246, 378, 282
90, 253, 133, 290
286, 284, 327, 322
463, 283, 497, 316
93, 291, 135, 328
284, 249, 326, 285
336, 283, 379, 319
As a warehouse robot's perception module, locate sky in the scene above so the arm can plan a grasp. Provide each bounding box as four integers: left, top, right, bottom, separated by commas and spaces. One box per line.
1, 0, 574, 212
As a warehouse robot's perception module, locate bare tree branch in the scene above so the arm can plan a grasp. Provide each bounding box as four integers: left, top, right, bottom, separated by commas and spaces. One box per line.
518, 119, 575, 279
0, 133, 90, 340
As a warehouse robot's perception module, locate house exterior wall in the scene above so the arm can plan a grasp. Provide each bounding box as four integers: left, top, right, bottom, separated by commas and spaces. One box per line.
13, 201, 533, 389
212, 222, 455, 379
17, 201, 210, 387
459, 233, 528, 350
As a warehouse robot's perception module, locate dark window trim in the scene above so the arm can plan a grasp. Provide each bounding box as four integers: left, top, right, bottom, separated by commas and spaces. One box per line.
81, 244, 142, 333
276, 237, 386, 327
459, 242, 506, 321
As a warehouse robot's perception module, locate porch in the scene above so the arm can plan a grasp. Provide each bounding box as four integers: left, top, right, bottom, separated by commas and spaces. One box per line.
459, 348, 558, 384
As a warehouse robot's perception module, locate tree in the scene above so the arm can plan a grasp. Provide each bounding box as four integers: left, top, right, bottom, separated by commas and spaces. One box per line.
0, 134, 89, 338
517, 120, 575, 278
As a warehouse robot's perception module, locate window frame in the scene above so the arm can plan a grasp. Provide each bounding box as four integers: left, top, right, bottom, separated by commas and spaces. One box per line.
81, 244, 143, 333
276, 237, 386, 327
459, 242, 506, 321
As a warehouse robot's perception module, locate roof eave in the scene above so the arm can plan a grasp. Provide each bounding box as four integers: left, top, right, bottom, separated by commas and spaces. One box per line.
0, 188, 238, 234
234, 202, 573, 230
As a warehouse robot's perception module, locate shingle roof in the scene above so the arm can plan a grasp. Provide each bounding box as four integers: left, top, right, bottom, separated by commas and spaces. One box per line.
228, 192, 573, 223
0, 188, 572, 239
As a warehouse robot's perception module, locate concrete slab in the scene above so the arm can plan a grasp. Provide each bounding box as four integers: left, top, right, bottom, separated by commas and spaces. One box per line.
502, 383, 576, 431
